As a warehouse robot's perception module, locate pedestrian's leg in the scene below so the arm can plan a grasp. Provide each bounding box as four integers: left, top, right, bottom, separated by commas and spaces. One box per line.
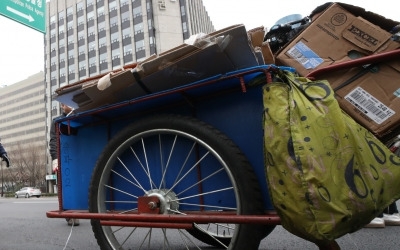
383, 202, 400, 226
388, 201, 399, 214
315, 240, 340, 250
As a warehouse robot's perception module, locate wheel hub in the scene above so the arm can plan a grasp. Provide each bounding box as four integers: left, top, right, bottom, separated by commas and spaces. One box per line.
144, 189, 179, 214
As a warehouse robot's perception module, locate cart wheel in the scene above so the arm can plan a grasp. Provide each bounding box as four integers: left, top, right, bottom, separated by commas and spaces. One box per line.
89, 114, 270, 250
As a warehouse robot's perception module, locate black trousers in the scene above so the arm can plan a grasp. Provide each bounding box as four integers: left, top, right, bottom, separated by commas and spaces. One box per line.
378, 202, 399, 217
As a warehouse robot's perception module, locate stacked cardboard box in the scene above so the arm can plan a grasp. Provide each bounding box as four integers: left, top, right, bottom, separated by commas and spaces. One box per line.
275, 2, 400, 138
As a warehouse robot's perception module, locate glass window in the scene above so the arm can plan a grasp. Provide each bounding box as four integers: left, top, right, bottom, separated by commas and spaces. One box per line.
78, 15, 84, 24
88, 41, 96, 50
78, 45, 85, 54
180, 5, 186, 16
123, 44, 132, 54
182, 22, 187, 33
59, 67, 66, 76
50, 29, 56, 37
110, 32, 119, 42
87, 11, 94, 21
59, 38, 65, 47
109, 1, 117, 11
97, 6, 105, 16
111, 48, 120, 58
110, 16, 118, 26
98, 21, 106, 32
58, 11, 65, 20
77, 1, 84, 11
135, 40, 144, 51
98, 36, 106, 47
89, 57, 96, 65
134, 23, 143, 34
88, 26, 96, 35
122, 28, 131, 38
67, 20, 74, 29
58, 24, 65, 34
78, 30, 85, 40
133, 6, 142, 17
99, 52, 107, 62
79, 61, 86, 69
59, 53, 65, 62
67, 7, 73, 16
68, 34, 74, 44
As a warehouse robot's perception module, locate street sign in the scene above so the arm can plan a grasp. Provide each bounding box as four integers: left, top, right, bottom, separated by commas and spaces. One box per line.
0, 0, 46, 33
46, 174, 57, 180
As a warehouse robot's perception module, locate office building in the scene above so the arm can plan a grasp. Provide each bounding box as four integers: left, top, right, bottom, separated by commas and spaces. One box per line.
0, 72, 46, 148
0, 72, 47, 192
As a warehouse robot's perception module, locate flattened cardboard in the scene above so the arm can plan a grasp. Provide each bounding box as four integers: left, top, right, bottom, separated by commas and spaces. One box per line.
132, 24, 259, 95
139, 42, 236, 93
205, 24, 259, 69
138, 44, 200, 76
55, 24, 261, 112
76, 69, 137, 111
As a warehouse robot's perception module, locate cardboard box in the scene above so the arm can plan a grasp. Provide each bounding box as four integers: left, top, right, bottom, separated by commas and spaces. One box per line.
314, 59, 400, 138
247, 26, 275, 64
275, 2, 400, 137
276, 3, 399, 75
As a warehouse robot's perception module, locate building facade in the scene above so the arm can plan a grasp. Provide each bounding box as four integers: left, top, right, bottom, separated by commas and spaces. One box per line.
0, 72, 47, 192
0, 72, 46, 148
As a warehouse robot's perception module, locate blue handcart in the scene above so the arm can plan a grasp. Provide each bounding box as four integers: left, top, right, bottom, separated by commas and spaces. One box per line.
46, 49, 400, 250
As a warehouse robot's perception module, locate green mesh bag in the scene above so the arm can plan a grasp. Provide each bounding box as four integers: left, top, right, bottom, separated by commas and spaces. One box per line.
263, 69, 400, 244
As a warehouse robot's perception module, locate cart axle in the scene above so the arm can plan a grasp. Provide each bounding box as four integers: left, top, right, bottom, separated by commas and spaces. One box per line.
46, 210, 281, 226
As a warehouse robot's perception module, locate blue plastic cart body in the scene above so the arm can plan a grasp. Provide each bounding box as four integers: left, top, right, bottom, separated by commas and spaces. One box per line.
56, 65, 285, 211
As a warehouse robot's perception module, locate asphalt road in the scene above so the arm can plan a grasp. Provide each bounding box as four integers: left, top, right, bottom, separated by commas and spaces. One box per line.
0, 197, 399, 250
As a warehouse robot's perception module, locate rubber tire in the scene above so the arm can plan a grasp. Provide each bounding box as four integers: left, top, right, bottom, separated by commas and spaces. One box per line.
89, 114, 269, 250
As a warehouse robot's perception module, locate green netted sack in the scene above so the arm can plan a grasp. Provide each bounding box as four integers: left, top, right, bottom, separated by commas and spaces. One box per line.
263, 70, 400, 244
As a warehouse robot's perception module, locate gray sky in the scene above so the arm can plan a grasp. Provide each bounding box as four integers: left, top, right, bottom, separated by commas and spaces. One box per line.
0, 0, 398, 86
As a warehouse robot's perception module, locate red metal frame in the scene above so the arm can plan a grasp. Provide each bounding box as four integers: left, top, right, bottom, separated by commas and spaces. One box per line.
46, 209, 281, 228
306, 48, 400, 78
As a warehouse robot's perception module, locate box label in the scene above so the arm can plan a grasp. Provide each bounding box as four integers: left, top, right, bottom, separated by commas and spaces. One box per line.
395, 88, 400, 98
286, 41, 324, 70
342, 17, 391, 52
345, 87, 395, 124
